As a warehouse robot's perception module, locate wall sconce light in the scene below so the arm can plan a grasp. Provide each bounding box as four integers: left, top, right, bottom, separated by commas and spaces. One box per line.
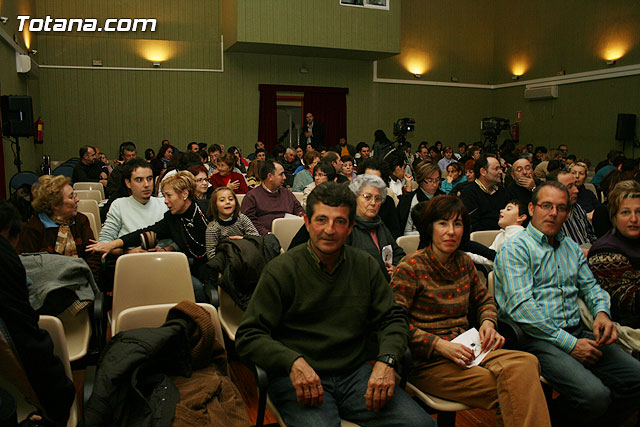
92, 59, 103, 67
606, 60, 616, 65
450, 76, 459, 82
512, 75, 520, 80
299, 66, 309, 74
413, 73, 421, 78
0, 17, 9, 24
152, 62, 161, 67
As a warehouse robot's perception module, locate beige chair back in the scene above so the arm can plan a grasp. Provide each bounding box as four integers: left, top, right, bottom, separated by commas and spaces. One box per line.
114, 303, 222, 345
396, 235, 420, 255
82, 211, 99, 241
405, 381, 471, 413
57, 308, 91, 362
75, 189, 103, 203
111, 252, 195, 333
470, 230, 500, 247
73, 182, 104, 200
291, 191, 304, 206
236, 193, 245, 207
487, 271, 495, 297
272, 217, 304, 252
217, 286, 245, 341
77, 200, 102, 234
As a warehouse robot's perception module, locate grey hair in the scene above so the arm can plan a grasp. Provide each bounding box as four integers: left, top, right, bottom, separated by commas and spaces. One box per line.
285, 147, 295, 154
349, 174, 387, 200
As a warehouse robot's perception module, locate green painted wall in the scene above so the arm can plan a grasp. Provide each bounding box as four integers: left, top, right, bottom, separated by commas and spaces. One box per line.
226, 0, 401, 58
0, 0, 42, 194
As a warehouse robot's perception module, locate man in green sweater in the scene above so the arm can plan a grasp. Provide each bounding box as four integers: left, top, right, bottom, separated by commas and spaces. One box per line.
236, 182, 433, 426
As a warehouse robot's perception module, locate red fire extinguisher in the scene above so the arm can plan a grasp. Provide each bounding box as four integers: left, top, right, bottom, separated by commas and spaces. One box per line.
511, 123, 519, 141
34, 118, 44, 144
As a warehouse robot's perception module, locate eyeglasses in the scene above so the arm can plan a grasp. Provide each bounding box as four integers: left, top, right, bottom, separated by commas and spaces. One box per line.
361, 193, 383, 204
536, 202, 568, 213
423, 178, 441, 185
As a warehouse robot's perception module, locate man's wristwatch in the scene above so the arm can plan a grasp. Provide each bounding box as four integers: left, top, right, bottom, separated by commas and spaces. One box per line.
377, 354, 397, 369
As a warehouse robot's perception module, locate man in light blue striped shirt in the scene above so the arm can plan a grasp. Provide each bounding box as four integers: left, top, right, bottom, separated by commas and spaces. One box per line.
495, 181, 640, 426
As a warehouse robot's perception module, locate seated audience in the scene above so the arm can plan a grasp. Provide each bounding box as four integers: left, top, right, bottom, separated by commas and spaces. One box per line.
356, 158, 402, 238
599, 158, 638, 200
100, 159, 168, 248
340, 155, 356, 181
437, 145, 457, 170
450, 159, 475, 197
490, 199, 529, 250
295, 146, 305, 165
495, 181, 640, 426
207, 144, 222, 174
331, 137, 356, 157
354, 142, 371, 167
241, 159, 303, 234
209, 152, 249, 195
348, 174, 405, 281
235, 182, 434, 427
302, 162, 336, 209
17, 175, 100, 276
245, 159, 263, 189
0, 200, 75, 426
205, 187, 259, 260
392, 195, 550, 427
228, 146, 248, 173
186, 142, 200, 153
440, 161, 466, 195
386, 150, 413, 197
550, 170, 596, 247
247, 141, 265, 161
591, 151, 622, 187
292, 150, 320, 192
151, 143, 174, 178
88, 171, 210, 302
106, 143, 137, 199
72, 145, 104, 185
570, 162, 600, 218
187, 164, 211, 200
460, 154, 507, 231
592, 167, 638, 238
588, 180, 640, 328
157, 151, 202, 197
322, 151, 349, 184
505, 157, 537, 205
282, 147, 302, 187
398, 161, 445, 235
532, 146, 547, 167
144, 147, 155, 161
454, 141, 467, 160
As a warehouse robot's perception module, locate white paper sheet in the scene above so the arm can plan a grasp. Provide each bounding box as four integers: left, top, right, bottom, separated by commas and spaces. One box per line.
451, 328, 492, 368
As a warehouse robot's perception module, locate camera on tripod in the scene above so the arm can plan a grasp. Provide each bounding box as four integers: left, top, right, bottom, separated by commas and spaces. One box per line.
480, 117, 510, 153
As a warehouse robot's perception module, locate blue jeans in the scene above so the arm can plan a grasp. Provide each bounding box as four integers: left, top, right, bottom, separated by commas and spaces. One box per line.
518, 329, 640, 426
268, 363, 435, 427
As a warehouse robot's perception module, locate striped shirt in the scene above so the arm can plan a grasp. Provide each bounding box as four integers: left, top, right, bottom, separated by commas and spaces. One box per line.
561, 203, 596, 246
494, 224, 610, 353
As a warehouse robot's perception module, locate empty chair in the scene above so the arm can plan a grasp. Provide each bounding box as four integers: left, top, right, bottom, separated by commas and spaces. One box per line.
73, 182, 105, 200
75, 189, 102, 203
396, 235, 420, 255
216, 286, 245, 341
82, 212, 99, 243
77, 200, 101, 234
111, 252, 195, 333
470, 230, 500, 247
9, 171, 39, 193
291, 191, 304, 206
271, 217, 304, 252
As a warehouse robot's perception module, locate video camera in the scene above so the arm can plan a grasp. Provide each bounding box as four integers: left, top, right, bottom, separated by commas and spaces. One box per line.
393, 118, 415, 137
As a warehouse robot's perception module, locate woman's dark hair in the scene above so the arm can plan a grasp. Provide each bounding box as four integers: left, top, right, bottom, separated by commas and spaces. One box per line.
416, 195, 471, 249
219, 152, 236, 169
385, 151, 406, 175
246, 159, 263, 179
303, 150, 319, 167
187, 164, 208, 178
447, 162, 464, 175
313, 162, 337, 182
144, 148, 155, 160
356, 158, 390, 185
157, 144, 174, 160
228, 146, 241, 157
374, 129, 391, 144
198, 149, 209, 163
341, 155, 354, 164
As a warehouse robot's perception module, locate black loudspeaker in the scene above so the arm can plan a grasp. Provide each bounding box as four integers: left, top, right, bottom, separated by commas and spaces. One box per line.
1, 95, 34, 138
615, 113, 636, 141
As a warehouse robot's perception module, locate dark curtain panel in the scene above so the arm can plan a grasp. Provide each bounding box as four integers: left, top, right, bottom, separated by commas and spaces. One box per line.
258, 85, 278, 153
303, 89, 348, 149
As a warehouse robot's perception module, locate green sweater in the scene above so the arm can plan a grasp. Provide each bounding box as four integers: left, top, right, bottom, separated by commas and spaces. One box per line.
235, 243, 409, 376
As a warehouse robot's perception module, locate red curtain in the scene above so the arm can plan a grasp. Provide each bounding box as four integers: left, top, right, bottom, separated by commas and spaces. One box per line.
303, 88, 348, 149
258, 84, 348, 153
258, 85, 278, 152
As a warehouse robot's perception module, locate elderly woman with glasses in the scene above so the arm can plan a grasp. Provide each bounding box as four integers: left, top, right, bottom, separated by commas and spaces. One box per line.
18, 175, 101, 277
347, 174, 405, 281
397, 161, 445, 235
588, 180, 640, 328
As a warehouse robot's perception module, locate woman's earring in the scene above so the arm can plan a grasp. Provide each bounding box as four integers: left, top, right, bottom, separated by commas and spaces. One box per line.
183, 197, 187, 201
